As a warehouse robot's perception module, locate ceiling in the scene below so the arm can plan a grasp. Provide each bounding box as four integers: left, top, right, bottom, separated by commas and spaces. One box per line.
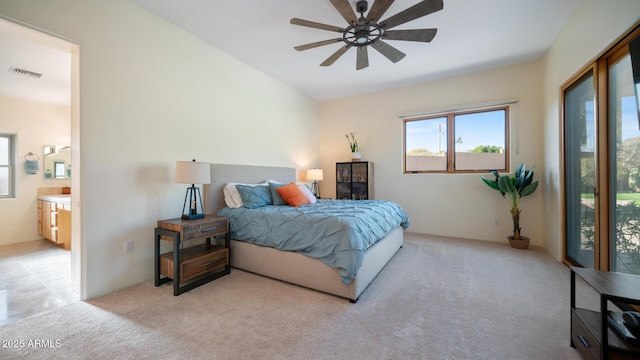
0, 19, 72, 106
131, 0, 583, 101
0, 0, 583, 106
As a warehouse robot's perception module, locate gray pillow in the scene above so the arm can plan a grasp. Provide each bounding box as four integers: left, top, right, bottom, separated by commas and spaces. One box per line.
268, 181, 287, 205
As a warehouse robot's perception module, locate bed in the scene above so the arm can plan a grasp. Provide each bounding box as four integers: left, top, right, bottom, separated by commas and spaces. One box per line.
204, 163, 408, 302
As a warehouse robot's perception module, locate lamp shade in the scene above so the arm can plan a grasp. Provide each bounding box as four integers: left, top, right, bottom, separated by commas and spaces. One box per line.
174, 160, 211, 184
307, 168, 324, 181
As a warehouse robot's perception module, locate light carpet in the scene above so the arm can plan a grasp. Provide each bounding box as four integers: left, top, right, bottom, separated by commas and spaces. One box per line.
0, 233, 582, 359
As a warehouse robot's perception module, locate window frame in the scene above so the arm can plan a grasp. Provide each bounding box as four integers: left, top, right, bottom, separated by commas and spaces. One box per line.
402, 105, 510, 174
0, 133, 16, 199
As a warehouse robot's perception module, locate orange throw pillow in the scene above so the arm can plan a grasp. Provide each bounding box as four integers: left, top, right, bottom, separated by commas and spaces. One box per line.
276, 183, 309, 207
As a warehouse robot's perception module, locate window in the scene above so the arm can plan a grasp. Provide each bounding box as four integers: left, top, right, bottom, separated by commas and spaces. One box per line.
0, 134, 16, 198
54, 161, 66, 178
403, 106, 509, 173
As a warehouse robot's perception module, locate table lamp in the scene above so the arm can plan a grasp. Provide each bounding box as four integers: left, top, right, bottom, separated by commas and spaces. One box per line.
174, 159, 211, 220
307, 168, 324, 198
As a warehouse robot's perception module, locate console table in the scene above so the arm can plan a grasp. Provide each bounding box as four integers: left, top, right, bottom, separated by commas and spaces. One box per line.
570, 267, 640, 359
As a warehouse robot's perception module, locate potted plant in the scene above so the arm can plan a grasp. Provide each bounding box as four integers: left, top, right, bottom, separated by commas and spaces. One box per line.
346, 132, 361, 160
481, 163, 539, 249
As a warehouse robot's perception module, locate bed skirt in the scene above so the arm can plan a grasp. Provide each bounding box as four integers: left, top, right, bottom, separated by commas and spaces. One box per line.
230, 226, 404, 302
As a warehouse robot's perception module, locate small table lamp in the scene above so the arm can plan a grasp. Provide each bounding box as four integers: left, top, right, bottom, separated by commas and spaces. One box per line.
174, 159, 211, 220
307, 168, 324, 198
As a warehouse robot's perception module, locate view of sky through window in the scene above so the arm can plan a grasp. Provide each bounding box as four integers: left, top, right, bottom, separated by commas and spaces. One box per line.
405, 110, 505, 154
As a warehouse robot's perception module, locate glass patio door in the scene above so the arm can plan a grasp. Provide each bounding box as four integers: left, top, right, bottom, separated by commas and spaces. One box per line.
608, 53, 640, 275
564, 70, 597, 269
563, 24, 640, 274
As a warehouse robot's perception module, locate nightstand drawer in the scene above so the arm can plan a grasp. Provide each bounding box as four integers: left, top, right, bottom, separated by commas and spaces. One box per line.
572, 310, 600, 360
182, 219, 227, 241
160, 244, 229, 282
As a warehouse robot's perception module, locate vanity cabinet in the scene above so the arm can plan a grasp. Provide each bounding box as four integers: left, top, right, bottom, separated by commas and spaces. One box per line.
38, 197, 71, 250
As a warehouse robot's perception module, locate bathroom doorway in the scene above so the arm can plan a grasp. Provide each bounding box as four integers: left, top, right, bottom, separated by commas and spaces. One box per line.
0, 17, 82, 325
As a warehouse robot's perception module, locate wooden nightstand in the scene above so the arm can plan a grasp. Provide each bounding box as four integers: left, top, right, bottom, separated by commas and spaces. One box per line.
154, 215, 230, 296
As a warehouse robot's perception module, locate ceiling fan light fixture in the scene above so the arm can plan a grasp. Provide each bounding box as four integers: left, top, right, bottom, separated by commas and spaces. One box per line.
344, 22, 382, 47
356, 34, 369, 45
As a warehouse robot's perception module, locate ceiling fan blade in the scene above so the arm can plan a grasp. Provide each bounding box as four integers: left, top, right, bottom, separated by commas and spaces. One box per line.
371, 40, 406, 63
290, 18, 344, 32
366, 0, 395, 23
330, 0, 357, 24
294, 38, 343, 51
356, 46, 369, 70
379, 0, 443, 30
383, 29, 437, 42
321, 45, 351, 66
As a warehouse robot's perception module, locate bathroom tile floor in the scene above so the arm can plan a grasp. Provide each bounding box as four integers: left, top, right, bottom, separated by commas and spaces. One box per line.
0, 240, 79, 326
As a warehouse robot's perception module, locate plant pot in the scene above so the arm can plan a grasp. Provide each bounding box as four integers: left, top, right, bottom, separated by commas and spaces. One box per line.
351, 152, 362, 161
508, 235, 530, 249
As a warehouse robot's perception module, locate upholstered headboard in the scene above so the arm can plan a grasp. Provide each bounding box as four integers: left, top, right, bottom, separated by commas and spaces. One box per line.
204, 164, 296, 215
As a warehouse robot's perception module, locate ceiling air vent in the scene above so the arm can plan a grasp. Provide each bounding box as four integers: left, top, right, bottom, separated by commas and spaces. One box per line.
8, 66, 42, 79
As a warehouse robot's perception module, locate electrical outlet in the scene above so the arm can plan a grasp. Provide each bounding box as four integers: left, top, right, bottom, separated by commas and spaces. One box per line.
124, 240, 133, 253
494, 219, 500, 227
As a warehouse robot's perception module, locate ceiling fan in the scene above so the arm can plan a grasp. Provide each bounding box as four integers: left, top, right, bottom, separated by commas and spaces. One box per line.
290, 0, 443, 70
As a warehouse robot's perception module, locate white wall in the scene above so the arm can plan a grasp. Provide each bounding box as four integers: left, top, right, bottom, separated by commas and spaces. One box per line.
320, 60, 544, 245
0, 0, 320, 298
541, 0, 640, 260
0, 95, 71, 245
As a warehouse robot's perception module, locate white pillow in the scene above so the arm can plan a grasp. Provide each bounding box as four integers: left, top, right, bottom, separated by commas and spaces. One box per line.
223, 182, 268, 208
297, 184, 317, 204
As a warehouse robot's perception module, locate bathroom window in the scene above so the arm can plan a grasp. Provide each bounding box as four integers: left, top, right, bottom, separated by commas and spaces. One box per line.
54, 161, 66, 178
0, 134, 16, 198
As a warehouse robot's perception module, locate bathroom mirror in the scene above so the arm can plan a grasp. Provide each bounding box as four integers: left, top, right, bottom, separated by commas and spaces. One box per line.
43, 145, 71, 179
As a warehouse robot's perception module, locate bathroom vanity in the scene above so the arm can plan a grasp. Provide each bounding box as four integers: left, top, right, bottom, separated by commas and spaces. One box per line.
38, 194, 71, 250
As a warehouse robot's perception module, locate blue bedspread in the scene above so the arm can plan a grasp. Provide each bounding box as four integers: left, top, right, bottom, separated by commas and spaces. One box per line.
218, 199, 410, 284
